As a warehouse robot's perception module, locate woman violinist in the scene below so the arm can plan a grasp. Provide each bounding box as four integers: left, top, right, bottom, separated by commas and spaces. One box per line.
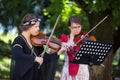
59, 15, 96, 80
10, 13, 65, 80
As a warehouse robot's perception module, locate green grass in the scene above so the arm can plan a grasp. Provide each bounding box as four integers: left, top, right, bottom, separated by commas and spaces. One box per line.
0, 33, 18, 44
0, 33, 16, 79
0, 55, 11, 78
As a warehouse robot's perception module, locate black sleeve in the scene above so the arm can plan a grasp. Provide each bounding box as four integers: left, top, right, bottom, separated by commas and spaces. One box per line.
40, 52, 59, 80
12, 46, 35, 61
12, 46, 35, 77
43, 52, 59, 63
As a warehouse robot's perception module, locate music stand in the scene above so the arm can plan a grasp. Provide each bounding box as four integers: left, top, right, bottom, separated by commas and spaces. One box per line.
70, 40, 113, 80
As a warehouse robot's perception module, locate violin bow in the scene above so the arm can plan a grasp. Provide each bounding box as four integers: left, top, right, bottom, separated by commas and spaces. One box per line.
75, 15, 109, 45
40, 14, 61, 57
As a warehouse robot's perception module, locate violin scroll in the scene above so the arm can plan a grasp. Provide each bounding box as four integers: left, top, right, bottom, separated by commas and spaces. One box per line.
88, 35, 96, 41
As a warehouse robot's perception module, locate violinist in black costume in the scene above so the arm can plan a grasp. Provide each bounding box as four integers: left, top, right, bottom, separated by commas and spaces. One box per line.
10, 13, 66, 80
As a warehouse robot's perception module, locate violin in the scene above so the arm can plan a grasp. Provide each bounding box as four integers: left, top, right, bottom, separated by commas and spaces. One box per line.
74, 32, 88, 46
73, 15, 108, 46
31, 31, 62, 50
67, 31, 96, 53
31, 31, 96, 51
74, 31, 96, 46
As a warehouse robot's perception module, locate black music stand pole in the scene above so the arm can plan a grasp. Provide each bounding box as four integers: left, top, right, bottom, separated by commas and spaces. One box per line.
70, 41, 113, 80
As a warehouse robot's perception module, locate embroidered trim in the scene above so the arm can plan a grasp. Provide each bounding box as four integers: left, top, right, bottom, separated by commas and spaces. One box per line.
20, 35, 37, 56
13, 44, 23, 48
20, 35, 31, 49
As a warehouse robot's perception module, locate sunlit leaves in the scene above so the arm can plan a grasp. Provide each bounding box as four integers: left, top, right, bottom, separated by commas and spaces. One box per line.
75, 0, 120, 27
61, 1, 81, 22
0, 0, 34, 28
44, 0, 85, 36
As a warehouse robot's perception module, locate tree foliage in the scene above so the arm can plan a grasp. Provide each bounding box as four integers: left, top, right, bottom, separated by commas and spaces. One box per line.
72, 0, 120, 80
43, 0, 90, 36
44, 0, 120, 80
0, 0, 120, 34
74, 0, 120, 26
0, 0, 35, 32
0, 0, 120, 79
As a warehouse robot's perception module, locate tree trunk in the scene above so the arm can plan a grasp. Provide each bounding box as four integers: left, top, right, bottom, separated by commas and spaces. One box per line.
73, 0, 117, 79
88, 12, 114, 80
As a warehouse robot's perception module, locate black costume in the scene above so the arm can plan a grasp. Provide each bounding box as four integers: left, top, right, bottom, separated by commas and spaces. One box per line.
10, 35, 59, 80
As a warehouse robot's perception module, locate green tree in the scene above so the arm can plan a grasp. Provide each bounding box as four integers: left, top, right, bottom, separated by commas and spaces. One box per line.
73, 0, 120, 80
0, 0, 120, 79
0, 0, 35, 33
44, 0, 120, 80
43, 0, 89, 36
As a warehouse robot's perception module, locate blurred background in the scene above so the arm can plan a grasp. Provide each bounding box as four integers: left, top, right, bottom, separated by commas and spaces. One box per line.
0, 0, 120, 80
